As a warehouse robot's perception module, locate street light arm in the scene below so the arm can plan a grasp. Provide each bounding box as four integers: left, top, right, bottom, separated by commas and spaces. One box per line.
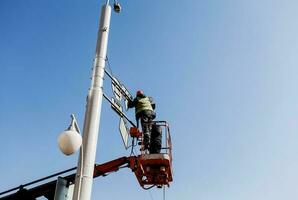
70, 114, 81, 134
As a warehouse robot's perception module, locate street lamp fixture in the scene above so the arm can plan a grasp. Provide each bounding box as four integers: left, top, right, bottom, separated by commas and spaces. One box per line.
58, 114, 82, 156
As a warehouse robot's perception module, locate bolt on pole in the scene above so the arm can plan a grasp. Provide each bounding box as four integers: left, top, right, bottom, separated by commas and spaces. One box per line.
72, 3, 112, 200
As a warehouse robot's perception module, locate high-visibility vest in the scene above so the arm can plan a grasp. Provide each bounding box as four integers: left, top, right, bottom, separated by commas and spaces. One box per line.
135, 97, 153, 115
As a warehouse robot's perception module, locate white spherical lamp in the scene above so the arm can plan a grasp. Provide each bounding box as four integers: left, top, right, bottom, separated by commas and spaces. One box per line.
58, 130, 82, 155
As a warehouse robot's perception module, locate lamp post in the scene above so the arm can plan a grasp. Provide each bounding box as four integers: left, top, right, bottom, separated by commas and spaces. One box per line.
72, 1, 112, 200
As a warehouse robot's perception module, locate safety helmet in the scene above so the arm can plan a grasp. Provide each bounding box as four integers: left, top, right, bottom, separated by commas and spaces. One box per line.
136, 90, 144, 97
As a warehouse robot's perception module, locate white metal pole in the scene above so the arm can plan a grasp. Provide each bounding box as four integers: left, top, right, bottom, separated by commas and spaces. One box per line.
72, 3, 111, 200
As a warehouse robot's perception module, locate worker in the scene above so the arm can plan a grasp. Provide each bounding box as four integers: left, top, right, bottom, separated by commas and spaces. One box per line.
128, 90, 156, 150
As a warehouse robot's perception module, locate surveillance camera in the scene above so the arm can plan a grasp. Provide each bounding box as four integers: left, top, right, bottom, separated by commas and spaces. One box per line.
114, 3, 121, 13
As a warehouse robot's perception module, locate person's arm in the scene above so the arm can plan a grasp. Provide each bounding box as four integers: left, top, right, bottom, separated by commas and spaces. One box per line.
127, 98, 137, 108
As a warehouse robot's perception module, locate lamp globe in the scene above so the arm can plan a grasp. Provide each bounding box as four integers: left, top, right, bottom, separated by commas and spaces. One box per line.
58, 130, 82, 155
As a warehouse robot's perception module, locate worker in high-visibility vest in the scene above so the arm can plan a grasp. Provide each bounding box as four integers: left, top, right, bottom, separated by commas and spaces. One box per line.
128, 90, 156, 150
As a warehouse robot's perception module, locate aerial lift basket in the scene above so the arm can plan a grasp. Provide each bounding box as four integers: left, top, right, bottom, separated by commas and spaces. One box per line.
129, 121, 173, 188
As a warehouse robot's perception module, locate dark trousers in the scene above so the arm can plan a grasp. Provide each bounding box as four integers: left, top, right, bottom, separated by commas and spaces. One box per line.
136, 110, 156, 149
149, 124, 162, 154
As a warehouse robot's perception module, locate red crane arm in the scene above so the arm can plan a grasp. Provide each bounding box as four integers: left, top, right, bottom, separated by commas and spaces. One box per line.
93, 156, 135, 178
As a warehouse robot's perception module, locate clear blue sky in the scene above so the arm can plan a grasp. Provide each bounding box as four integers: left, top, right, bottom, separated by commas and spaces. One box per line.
1, 0, 298, 199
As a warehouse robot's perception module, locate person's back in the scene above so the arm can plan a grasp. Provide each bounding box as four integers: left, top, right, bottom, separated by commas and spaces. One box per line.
134, 95, 153, 116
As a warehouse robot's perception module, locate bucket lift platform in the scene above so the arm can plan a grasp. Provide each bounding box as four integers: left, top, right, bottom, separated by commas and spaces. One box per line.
129, 121, 173, 188
131, 153, 173, 187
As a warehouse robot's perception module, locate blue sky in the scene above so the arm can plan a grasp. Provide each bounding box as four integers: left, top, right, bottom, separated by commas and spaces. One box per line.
1, 0, 298, 199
